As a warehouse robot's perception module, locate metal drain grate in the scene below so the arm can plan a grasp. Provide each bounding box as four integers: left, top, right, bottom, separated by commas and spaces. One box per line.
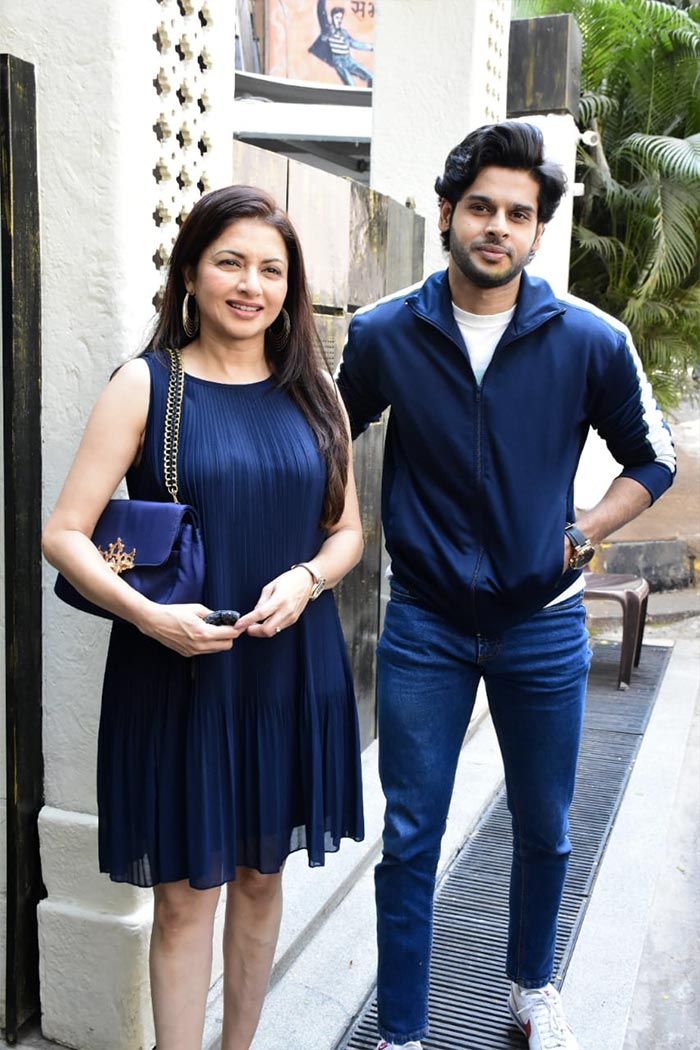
339, 642, 672, 1050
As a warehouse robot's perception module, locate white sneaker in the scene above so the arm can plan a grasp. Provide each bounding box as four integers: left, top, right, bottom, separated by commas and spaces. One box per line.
508, 983, 580, 1050
376, 1041, 422, 1050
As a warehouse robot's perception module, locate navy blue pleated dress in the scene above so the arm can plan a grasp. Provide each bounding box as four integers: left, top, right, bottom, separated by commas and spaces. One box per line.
97, 351, 364, 889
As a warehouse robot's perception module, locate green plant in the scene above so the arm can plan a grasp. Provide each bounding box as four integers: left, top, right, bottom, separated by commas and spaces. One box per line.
512, 0, 700, 408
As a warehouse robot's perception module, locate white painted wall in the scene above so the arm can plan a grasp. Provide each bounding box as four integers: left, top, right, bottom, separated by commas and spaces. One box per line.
516, 112, 579, 297
0, 1, 234, 1045
513, 115, 624, 508
371, 0, 512, 277
368, 3, 585, 301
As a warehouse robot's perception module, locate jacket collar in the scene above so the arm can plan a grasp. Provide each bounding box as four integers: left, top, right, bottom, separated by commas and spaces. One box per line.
407, 268, 565, 341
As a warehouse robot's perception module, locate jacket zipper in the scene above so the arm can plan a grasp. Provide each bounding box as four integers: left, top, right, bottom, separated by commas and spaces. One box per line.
405, 290, 567, 634
470, 384, 484, 635
410, 306, 489, 634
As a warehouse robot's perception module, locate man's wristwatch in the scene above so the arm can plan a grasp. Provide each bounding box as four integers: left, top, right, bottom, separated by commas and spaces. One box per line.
564, 523, 595, 570
290, 562, 326, 600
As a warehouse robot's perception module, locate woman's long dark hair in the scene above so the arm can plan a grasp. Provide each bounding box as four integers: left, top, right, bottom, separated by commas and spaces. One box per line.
146, 185, 349, 529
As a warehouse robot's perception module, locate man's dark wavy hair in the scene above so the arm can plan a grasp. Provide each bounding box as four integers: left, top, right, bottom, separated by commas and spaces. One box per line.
434, 122, 567, 252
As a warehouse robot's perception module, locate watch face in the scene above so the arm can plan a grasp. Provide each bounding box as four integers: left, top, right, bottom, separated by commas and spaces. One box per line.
571, 545, 595, 569
310, 578, 326, 600
565, 524, 594, 570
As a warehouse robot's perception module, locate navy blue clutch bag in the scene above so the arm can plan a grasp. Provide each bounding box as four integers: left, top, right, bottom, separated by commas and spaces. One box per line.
54, 349, 206, 620
54, 499, 205, 620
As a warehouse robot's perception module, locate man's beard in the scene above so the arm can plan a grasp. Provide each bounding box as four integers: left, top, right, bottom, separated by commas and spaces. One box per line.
449, 226, 530, 289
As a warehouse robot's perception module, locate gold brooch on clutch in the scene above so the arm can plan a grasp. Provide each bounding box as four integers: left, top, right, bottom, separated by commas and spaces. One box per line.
97, 537, 136, 574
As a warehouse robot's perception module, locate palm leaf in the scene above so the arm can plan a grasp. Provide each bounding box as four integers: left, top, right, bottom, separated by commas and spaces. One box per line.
637, 178, 700, 293
573, 225, 629, 264
578, 92, 618, 125
636, 333, 698, 368
621, 296, 683, 328
619, 132, 700, 181
512, 0, 700, 407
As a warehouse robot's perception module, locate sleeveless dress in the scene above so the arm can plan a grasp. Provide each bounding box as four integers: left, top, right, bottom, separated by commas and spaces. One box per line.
97, 351, 364, 889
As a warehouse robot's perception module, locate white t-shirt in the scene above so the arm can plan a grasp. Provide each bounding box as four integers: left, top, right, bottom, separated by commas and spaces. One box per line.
452, 300, 585, 608
452, 302, 515, 385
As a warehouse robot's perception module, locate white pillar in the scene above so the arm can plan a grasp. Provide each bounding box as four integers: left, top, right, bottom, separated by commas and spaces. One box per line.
510, 114, 623, 507
370, 0, 512, 276
0, 2, 234, 1045
515, 112, 579, 297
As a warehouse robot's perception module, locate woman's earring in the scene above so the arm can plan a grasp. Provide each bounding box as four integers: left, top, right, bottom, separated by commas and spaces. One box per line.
182, 292, 199, 338
266, 308, 291, 353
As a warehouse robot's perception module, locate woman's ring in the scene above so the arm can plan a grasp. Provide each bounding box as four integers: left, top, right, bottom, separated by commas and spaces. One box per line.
275, 627, 281, 634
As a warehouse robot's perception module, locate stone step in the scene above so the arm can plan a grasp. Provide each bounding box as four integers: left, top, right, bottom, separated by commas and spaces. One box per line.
591, 538, 696, 592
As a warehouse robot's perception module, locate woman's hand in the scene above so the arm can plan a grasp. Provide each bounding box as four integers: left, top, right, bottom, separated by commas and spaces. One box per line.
136, 603, 244, 657
236, 568, 314, 639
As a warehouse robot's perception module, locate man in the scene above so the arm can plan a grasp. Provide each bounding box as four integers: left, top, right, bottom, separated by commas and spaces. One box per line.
336, 122, 675, 1050
309, 1, 374, 87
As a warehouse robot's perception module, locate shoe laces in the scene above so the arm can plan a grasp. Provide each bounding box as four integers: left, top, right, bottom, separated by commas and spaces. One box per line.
516, 986, 572, 1049
377, 1042, 422, 1050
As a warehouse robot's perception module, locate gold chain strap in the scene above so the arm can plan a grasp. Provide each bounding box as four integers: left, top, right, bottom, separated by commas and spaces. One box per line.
163, 348, 185, 503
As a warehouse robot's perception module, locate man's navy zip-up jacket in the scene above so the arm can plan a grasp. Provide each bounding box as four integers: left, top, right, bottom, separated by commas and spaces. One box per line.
336, 269, 676, 638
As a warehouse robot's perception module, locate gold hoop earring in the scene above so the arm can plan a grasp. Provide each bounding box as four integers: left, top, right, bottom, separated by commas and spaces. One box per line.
266, 308, 291, 353
182, 292, 199, 338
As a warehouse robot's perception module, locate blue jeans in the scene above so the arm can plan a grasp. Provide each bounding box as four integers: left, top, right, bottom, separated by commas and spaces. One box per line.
374, 580, 591, 1044
332, 55, 373, 85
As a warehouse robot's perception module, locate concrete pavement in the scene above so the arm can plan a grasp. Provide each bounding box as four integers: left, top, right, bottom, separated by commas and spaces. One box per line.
565, 612, 700, 1050
621, 692, 699, 1050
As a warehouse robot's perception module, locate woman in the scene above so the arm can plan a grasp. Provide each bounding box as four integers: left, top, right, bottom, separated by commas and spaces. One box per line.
42, 185, 365, 1050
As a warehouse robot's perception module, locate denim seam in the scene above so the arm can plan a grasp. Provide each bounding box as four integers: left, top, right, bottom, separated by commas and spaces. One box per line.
378, 1020, 429, 1044
517, 826, 526, 980
505, 823, 554, 986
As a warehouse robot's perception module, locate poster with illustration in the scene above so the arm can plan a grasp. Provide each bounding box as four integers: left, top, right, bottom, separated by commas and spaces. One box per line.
266, 0, 375, 86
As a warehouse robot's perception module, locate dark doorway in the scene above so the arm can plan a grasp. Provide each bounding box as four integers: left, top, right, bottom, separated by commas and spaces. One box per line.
1, 53, 44, 1042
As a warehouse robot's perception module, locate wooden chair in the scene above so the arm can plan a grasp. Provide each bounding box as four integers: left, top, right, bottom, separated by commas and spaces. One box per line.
583, 571, 650, 690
